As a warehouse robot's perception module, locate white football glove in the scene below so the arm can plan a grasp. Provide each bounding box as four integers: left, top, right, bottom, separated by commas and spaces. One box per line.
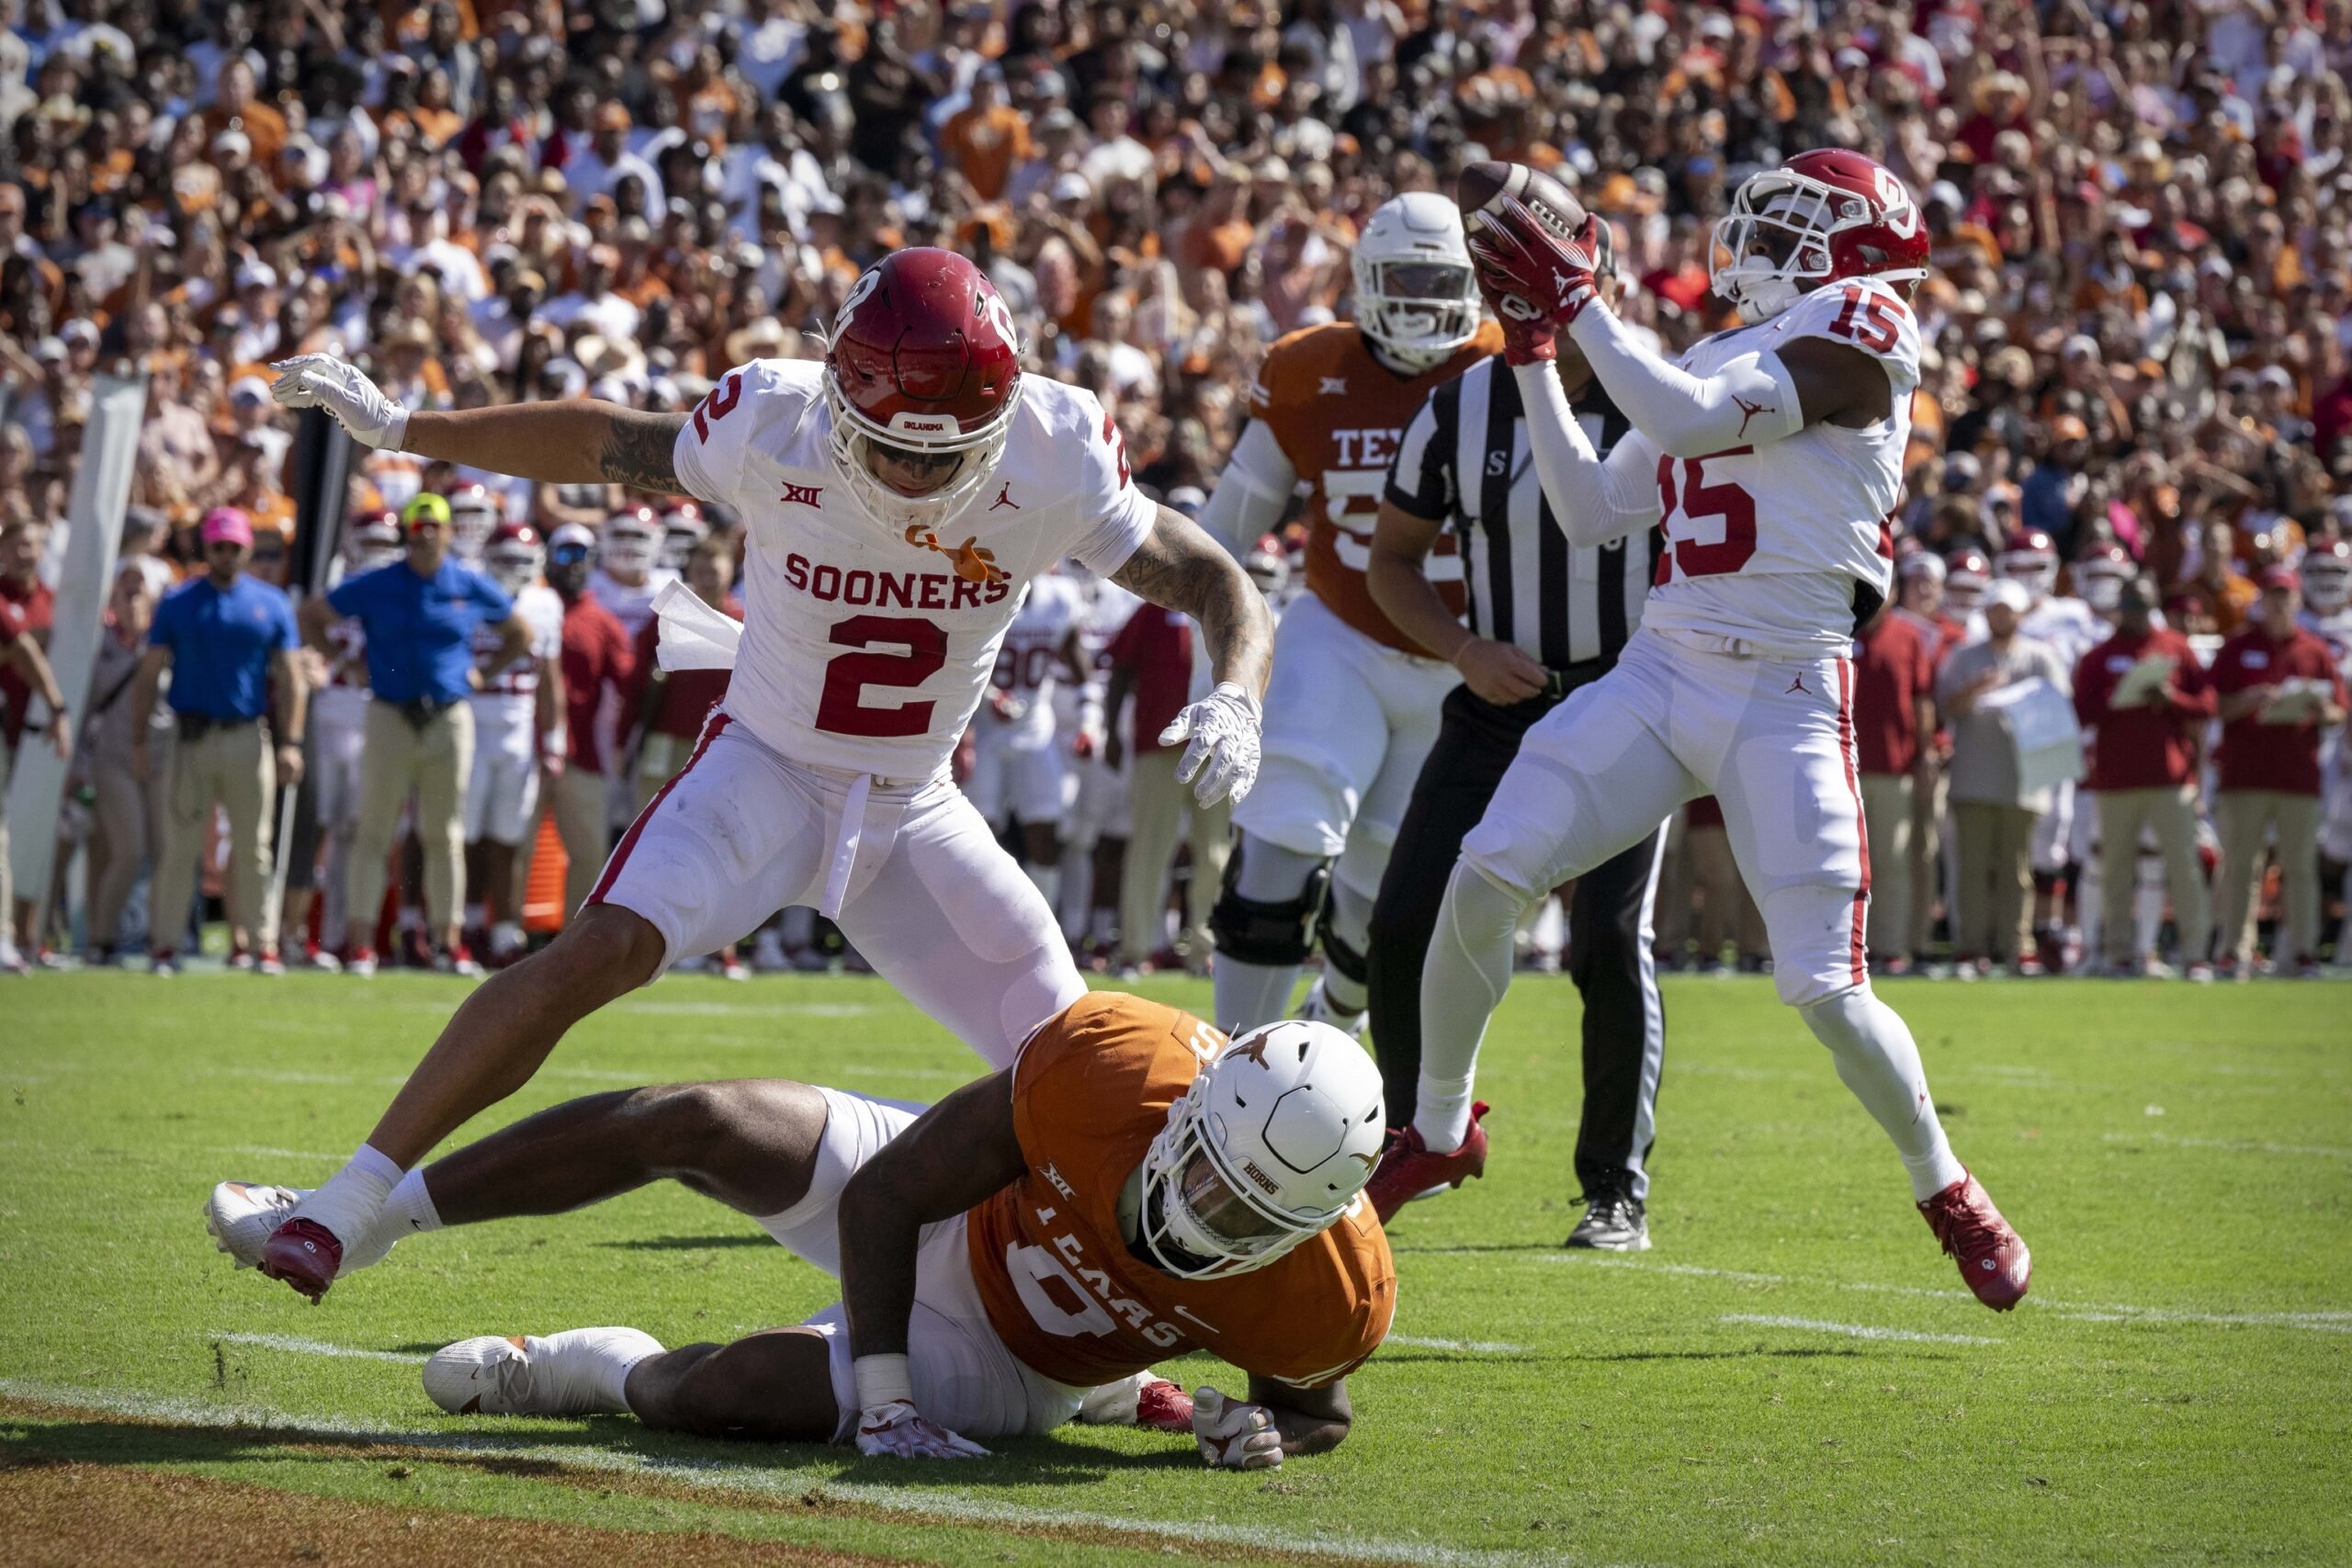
854, 1400, 991, 1461
270, 353, 411, 450
1192, 1385, 1283, 1471
1158, 682, 1261, 807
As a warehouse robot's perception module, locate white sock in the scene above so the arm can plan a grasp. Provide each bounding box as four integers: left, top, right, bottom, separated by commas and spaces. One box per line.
1414, 861, 1525, 1153
1025, 863, 1062, 911
545, 1327, 665, 1414
1215, 955, 1301, 1034
388, 1166, 443, 1234
1799, 988, 1966, 1201
297, 1143, 404, 1251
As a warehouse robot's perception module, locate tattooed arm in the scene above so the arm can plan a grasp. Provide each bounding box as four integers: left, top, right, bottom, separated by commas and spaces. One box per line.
400, 405, 691, 491
1111, 504, 1275, 702
836, 1068, 1027, 1361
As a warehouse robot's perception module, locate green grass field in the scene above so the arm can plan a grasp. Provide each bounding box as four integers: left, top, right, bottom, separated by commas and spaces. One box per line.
3, 970, 2348, 1565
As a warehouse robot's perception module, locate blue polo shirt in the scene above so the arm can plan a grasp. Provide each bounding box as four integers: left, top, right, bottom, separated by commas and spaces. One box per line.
328, 558, 514, 705
149, 573, 299, 721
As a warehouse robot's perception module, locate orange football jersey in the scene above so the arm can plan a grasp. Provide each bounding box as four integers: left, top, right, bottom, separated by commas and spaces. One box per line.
1249, 320, 1505, 654
967, 991, 1396, 1391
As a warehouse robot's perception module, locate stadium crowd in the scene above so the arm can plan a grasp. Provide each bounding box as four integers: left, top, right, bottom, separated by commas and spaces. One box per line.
3, 0, 2350, 980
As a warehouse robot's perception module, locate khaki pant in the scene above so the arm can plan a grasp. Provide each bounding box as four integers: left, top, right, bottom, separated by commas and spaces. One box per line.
1951, 800, 2036, 962
2216, 790, 2324, 965
2098, 785, 2211, 967
551, 764, 611, 919
1909, 766, 1949, 959
1860, 772, 1914, 961
88, 741, 171, 949
152, 720, 277, 954
350, 702, 472, 938
1120, 747, 1227, 965
1686, 822, 1766, 961
0, 739, 12, 945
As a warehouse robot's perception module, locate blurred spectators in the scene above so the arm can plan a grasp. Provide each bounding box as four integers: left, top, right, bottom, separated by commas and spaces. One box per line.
548, 522, 634, 921
77, 556, 175, 963
2211, 568, 2350, 976
1852, 601, 1938, 976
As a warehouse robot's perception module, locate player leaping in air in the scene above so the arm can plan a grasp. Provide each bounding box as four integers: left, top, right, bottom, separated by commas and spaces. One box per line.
209, 993, 1393, 1469
1369, 152, 2030, 1309
233, 248, 1273, 1305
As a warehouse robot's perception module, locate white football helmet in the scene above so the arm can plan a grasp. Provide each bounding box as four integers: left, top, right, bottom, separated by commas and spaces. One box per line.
485, 522, 546, 595
447, 481, 500, 563
600, 505, 662, 580
2301, 538, 2351, 614
1996, 527, 2060, 604
1136, 1020, 1385, 1281
2075, 543, 2136, 615
344, 509, 402, 574
1944, 547, 1992, 615
1243, 532, 1290, 598
659, 501, 711, 573
1351, 192, 1482, 371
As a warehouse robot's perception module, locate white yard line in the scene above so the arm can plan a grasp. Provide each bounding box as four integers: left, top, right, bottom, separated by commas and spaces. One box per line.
207, 1332, 420, 1364
2103, 1131, 2352, 1159
1550, 1254, 2352, 1333
0, 1377, 1607, 1568
1385, 1334, 1531, 1355
1719, 1314, 1998, 1346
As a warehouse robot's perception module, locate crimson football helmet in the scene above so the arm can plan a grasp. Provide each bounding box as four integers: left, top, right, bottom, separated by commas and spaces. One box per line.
447, 480, 501, 563
344, 509, 402, 574
1243, 532, 1291, 597
2075, 542, 2137, 615
1996, 528, 2060, 602
659, 501, 710, 573
486, 522, 546, 595
2301, 538, 2351, 614
1711, 149, 1931, 324
825, 247, 1023, 532
600, 504, 662, 581
1944, 547, 1992, 615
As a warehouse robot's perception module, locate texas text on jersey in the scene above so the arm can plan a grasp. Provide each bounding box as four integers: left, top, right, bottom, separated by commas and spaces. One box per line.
1641, 276, 1918, 656
671, 358, 1155, 779
967, 992, 1395, 1391
1250, 320, 1505, 655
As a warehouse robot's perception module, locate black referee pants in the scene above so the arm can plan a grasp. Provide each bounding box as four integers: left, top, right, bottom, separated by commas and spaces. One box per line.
1366, 681, 1667, 1200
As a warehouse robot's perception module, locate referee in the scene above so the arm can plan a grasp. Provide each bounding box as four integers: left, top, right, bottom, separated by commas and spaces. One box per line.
1363, 246, 1668, 1251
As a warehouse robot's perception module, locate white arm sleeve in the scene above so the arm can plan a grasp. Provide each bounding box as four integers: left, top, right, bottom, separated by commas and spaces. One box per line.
1511, 362, 1666, 548
1197, 419, 1299, 556
1566, 307, 1804, 458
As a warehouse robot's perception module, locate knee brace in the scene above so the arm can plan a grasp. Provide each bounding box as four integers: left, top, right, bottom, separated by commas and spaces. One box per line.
1209, 840, 1330, 966
1317, 879, 1373, 987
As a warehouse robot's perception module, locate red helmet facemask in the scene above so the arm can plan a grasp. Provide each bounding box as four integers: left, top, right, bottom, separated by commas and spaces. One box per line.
823, 248, 1023, 534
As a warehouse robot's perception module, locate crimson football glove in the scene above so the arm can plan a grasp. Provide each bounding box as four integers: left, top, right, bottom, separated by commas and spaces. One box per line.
1464, 200, 1603, 365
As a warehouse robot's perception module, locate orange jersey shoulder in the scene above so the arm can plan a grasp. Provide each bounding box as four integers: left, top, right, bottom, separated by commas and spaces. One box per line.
967, 992, 1396, 1391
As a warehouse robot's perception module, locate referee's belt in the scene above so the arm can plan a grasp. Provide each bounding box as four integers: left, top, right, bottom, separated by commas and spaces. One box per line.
1537, 658, 1611, 702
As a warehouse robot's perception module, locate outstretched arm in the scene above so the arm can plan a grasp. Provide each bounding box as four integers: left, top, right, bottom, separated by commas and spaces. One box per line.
271, 353, 689, 490
1111, 504, 1273, 702
1511, 364, 1667, 548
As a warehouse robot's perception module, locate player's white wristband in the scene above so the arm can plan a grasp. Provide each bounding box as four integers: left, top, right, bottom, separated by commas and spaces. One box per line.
853, 1353, 914, 1412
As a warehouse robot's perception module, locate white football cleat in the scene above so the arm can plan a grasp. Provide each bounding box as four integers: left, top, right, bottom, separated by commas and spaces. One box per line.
424, 1328, 664, 1417
206, 1180, 405, 1274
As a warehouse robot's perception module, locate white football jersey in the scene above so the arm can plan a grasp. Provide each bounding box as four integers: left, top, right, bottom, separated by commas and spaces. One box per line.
670, 358, 1158, 778
2018, 593, 2103, 671
312, 616, 372, 732
588, 566, 680, 639
982, 571, 1085, 749
1636, 276, 1917, 657
470, 581, 564, 716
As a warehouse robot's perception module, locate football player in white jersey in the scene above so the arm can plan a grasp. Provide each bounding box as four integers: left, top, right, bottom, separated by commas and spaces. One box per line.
446, 480, 502, 565
1378, 151, 2030, 1309
1992, 526, 2101, 966
2300, 540, 2352, 941
1060, 566, 1144, 953
966, 568, 1086, 908
587, 504, 678, 638
245, 246, 1273, 1304
465, 523, 567, 964
311, 511, 401, 962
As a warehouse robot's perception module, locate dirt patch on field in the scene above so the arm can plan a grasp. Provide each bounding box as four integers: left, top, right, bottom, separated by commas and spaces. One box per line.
0, 1454, 906, 1568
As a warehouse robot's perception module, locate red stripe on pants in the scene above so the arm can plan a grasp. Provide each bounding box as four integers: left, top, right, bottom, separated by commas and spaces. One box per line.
588, 712, 733, 907
1833, 659, 1870, 984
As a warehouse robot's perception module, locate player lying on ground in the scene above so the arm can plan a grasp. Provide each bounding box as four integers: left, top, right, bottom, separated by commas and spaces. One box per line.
243, 248, 1273, 1305
208, 992, 1393, 1467
1371, 152, 2030, 1309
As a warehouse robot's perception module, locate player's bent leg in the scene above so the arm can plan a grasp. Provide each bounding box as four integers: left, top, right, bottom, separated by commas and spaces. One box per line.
616, 1327, 842, 1441
1300, 875, 1374, 1036
1209, 834, 1330, 1031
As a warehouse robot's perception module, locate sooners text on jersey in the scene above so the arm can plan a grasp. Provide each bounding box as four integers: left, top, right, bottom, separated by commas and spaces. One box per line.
671, 359, 1157, 779
1250, 321, 1503, 655
967, 992, 1395, 1391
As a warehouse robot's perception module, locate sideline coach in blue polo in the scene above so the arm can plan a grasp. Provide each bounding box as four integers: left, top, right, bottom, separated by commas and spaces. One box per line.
130, 506, 309, 974
300, 491, 531, 974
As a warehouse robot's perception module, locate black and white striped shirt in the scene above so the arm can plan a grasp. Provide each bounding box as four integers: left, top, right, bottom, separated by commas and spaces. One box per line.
1384, 358, 1657, 671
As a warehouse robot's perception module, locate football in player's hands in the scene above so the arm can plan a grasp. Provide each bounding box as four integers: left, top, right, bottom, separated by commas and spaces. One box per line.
1193, 1386, 1283, 1471
1454, 161, 1587, 244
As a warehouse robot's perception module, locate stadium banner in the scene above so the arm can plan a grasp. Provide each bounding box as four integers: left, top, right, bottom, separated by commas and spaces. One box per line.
6, 372, 143, 916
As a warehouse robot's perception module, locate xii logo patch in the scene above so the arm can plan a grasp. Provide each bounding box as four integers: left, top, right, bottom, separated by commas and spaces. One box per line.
779, 481, 824, 508
1318, 376, 1348, 396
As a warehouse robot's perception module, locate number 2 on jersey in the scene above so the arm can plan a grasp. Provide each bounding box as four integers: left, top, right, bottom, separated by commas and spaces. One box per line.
815, 615, 946, 737
1655, 449, 1758, 581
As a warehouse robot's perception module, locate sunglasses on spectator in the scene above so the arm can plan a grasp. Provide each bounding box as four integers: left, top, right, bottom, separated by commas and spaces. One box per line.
549, 542, 592, 565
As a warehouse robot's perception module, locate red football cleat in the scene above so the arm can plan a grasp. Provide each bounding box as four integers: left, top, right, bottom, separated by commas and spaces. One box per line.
1918, 1168, 2030, 1311
1133, 1379, 1194, 1435
257, 1217, 345, 1303
1364, 1102, 1490, 1224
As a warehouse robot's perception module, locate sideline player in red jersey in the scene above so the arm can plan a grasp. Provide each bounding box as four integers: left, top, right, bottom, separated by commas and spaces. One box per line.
211, 993, 1391, 1468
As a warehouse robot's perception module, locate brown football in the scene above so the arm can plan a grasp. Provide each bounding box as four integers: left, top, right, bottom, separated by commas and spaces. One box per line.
1454, 161, 1587, 240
